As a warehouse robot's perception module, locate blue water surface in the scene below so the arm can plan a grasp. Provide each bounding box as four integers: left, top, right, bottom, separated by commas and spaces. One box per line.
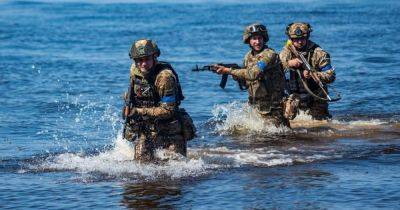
1, 0, 400, 209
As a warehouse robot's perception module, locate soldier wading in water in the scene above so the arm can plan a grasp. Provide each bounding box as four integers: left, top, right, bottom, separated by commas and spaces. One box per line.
280, 22, 336, 120
122, 39, 196, 162
213, 23, 289, 128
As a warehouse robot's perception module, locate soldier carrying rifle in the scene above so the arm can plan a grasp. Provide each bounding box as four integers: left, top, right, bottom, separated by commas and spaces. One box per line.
211, 23, 289, 128
122, 39, 196, 162
280, 22, 339, 120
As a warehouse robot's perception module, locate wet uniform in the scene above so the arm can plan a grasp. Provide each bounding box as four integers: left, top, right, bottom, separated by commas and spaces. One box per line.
124, 62, 194, 161
230, 46, 288, 127
280, 40, 336, 120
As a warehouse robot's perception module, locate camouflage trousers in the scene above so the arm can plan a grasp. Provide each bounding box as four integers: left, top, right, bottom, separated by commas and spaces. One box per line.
285, 93, 332, 121
300, 101, 331, 120
294, 94, 332, 120
250, 100, 290, 128
134, 131, 187, 162
259, 108, 290, 128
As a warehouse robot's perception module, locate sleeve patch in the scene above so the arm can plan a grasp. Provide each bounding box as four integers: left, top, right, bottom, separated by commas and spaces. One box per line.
321, 64, 332, 71
161, 95, 176, 103
257, 61, 267, 71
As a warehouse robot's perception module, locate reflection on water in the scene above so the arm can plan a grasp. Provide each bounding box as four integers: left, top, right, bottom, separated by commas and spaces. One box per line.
121, 182, 181, 209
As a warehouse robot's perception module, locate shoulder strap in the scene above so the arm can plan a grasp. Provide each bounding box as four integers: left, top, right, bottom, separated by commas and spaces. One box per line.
306, 42, 319, 65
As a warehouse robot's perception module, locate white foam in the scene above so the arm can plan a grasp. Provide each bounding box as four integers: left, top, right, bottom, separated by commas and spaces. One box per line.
291, 111, 390, 135
29, 98, 341, 179
293, 110, 314, 121
211, 101, 290, 135
32, 136, 336, 180
293, 110, 387, 127
344, 119, 385, 126
192, 146, 329, 168
36, 134, 214, 179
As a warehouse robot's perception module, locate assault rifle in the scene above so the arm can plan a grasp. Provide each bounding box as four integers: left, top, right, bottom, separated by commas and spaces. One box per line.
192, 63, 244, 89
122, 78, 141, 141
286, 40, 341, 102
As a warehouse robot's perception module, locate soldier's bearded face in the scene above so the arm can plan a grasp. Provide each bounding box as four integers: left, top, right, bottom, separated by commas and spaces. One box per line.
135, 55, 155, 74
291, 37, 307, 49
249, 35, 264, 52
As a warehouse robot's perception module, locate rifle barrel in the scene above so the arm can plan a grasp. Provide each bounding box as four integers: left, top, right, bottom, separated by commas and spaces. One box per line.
298, 53, 312, 71
192, 63, 241, 89
192, 65, 213, 71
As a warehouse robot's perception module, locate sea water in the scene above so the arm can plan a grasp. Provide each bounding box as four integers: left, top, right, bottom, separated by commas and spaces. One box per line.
1, 0, 400, 209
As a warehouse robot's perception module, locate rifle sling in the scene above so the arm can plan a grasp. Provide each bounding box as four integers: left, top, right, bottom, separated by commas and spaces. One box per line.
295, 69, 341, 102
289, 44, 335, 102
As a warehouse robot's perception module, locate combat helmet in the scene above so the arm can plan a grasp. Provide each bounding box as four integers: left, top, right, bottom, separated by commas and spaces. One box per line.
243, 23, 269, 44
129, 39, 161, 59
285, 22, 313, 39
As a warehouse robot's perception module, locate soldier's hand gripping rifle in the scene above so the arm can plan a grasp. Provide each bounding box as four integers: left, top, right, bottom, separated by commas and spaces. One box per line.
286, 40, 341, 102
192, 63, 246, 89
122, 78, 140, 141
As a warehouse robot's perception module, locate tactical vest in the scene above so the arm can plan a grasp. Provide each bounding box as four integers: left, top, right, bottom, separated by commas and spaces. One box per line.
245, 47, 284, 111
126, 62, 196, 141
287, 43, 320, 95
132, 61, 184, 108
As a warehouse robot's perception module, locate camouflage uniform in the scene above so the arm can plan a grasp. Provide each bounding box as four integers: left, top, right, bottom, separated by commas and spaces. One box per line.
229, 23, 288, 127
123, 39, 195, 162
280, 23, 336, 120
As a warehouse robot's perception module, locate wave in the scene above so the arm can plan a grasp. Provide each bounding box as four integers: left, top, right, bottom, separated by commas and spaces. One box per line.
209, 101, 400, 139
9, 133, 399, 183
9, 99, 398, 182
23, 145, 328, 181
17, 134, 337, 181
25, 135, 215, 181
211, 101, 291, 135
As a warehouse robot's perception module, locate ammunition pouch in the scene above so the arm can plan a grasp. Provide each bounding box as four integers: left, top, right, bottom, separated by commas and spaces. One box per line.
123, 117, 153, 141
134, 99, 157, 108
127, 108, 196, 142
177, 108, 196, 141
156, 118, 182, 136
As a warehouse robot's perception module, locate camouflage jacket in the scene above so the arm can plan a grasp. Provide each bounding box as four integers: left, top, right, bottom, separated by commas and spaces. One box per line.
280, 40, 336, 86
230, 46, 286, 110
128, 62, 180, 119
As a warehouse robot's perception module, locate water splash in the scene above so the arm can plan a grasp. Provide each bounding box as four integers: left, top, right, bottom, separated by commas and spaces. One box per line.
30, 138, 340, 181
24, 98, 399, 182
290, 111, 399, 139
211, 101, 290, 135
33, 134, 216, 180
191, 146, 339, 168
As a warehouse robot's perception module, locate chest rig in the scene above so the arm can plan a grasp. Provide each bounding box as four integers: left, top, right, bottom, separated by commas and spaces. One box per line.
287, 43, 320, 95
132, 61, 184, 108
245, 47, 283, 112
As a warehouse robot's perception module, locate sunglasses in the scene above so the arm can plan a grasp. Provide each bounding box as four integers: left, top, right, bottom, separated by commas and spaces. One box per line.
249, 25, 266, 33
